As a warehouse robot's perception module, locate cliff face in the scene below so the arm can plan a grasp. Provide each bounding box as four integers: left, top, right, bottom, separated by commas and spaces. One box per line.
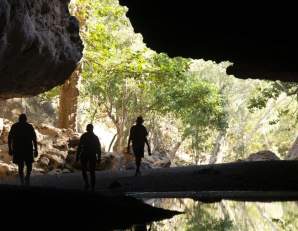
0, 0, 83, 98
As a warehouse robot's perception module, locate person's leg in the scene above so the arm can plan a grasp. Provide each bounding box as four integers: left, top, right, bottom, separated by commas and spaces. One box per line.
89, 158, 96, 192
18, 161, 25, 185
133, 146, 143, 176
81, 158, 89, 190
135, 156, 142, 176
25, 161, 32, 186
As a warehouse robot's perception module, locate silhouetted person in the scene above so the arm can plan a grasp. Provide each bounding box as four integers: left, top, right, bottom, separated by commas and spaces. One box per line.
8, 114, 38, 186
128, 116, 151, 176
76, 124, 101, 191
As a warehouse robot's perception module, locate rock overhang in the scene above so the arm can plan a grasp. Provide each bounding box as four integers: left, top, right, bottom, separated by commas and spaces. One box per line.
0, 0, 83, 98
119, 1, 298, 82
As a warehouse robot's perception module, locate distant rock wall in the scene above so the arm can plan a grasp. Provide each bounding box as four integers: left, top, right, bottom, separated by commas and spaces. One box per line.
245, 150, 280, 162
0, 0, 83, 98
0, 97, 57, 125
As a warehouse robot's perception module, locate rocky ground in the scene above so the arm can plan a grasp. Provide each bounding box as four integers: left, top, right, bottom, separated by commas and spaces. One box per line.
5, 160, 298, 203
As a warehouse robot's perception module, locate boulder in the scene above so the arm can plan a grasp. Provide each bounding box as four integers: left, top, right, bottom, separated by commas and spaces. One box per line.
245, 150, 280, 161
100, 152, 116, 170
0, 161, 17, 178
48, 169, 63, 175
152, 159, 171, 168
0, 144, 11, 163
43, 153, 65, 169
37, 156, 50, 169
0, 119, 12, 144
62, 169, 72, 174
65, 149, 77, 167
0, 118, 3, 136
83, 152, 124, 171
31, 166, 46, 176
144, 150, 171, 168
121, 150, 171, 170
53, 140, 68, 151
68, 135, 80, 148
36, 124, 61, 137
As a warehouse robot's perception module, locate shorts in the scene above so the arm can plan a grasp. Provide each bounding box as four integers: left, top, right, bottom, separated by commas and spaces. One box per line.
13, 151, 34, 164
133, 146, 144, 158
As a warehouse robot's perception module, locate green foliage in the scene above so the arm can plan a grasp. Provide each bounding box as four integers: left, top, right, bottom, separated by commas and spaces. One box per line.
73, 0, 225, 152
248, 81, 298, 112
38, 86, 60, 102
186, 203, 234, 231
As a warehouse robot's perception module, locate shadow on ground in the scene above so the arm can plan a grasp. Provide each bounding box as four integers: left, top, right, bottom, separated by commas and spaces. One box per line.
0, 185, 181, 231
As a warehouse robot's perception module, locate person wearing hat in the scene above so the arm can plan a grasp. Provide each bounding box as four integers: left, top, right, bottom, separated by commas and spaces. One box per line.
8, 113, 38, 186
127, 116, 151, 176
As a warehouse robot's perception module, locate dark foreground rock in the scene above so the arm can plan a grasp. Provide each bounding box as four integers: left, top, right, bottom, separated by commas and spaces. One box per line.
0, 185, 180, 231
0, 0, 83, 98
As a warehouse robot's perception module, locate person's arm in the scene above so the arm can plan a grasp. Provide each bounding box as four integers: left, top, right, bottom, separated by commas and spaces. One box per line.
32, 126, 38, 157
127, 127, 133, 153
97, 137, 101, 162
76, 135, 83, 161
145, 137, 151, 156
144, 127, 151, 156
8, 126, 13, 156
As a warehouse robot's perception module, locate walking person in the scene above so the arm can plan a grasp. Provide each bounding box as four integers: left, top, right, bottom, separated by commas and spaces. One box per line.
77, 124, 101, 191
8, 114, 38, 186
127, 116, 151, 176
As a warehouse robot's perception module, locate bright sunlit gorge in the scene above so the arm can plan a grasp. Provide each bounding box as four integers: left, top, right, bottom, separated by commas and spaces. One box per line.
1, 0, 298, 230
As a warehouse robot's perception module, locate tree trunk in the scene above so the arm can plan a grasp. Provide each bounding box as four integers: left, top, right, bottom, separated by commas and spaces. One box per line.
108, 133, 117, 152
113, 127, 127, 152
0, 100, 4, 136
113, 124, 125, 152
58, 67, 81, 131
287, 135, 298, 159
169, 137, 185, 159
209, 131, 226, 164
0, 99, 5, 118
256, 204, 278, 231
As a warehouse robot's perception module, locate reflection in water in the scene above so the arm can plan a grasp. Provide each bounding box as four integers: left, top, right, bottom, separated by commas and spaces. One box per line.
144, 199, 298, 231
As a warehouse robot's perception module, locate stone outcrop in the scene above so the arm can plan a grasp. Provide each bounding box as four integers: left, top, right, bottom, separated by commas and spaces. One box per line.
245, 150, 280, 161
0, 160, 17, 178
0, 0, 83, 98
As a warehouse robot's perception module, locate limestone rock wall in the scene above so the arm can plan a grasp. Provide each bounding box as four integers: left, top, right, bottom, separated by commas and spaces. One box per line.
0, 0, 83, 98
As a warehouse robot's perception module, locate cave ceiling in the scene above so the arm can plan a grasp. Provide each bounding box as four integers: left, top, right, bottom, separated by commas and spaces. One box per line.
120, 1, 298, 82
